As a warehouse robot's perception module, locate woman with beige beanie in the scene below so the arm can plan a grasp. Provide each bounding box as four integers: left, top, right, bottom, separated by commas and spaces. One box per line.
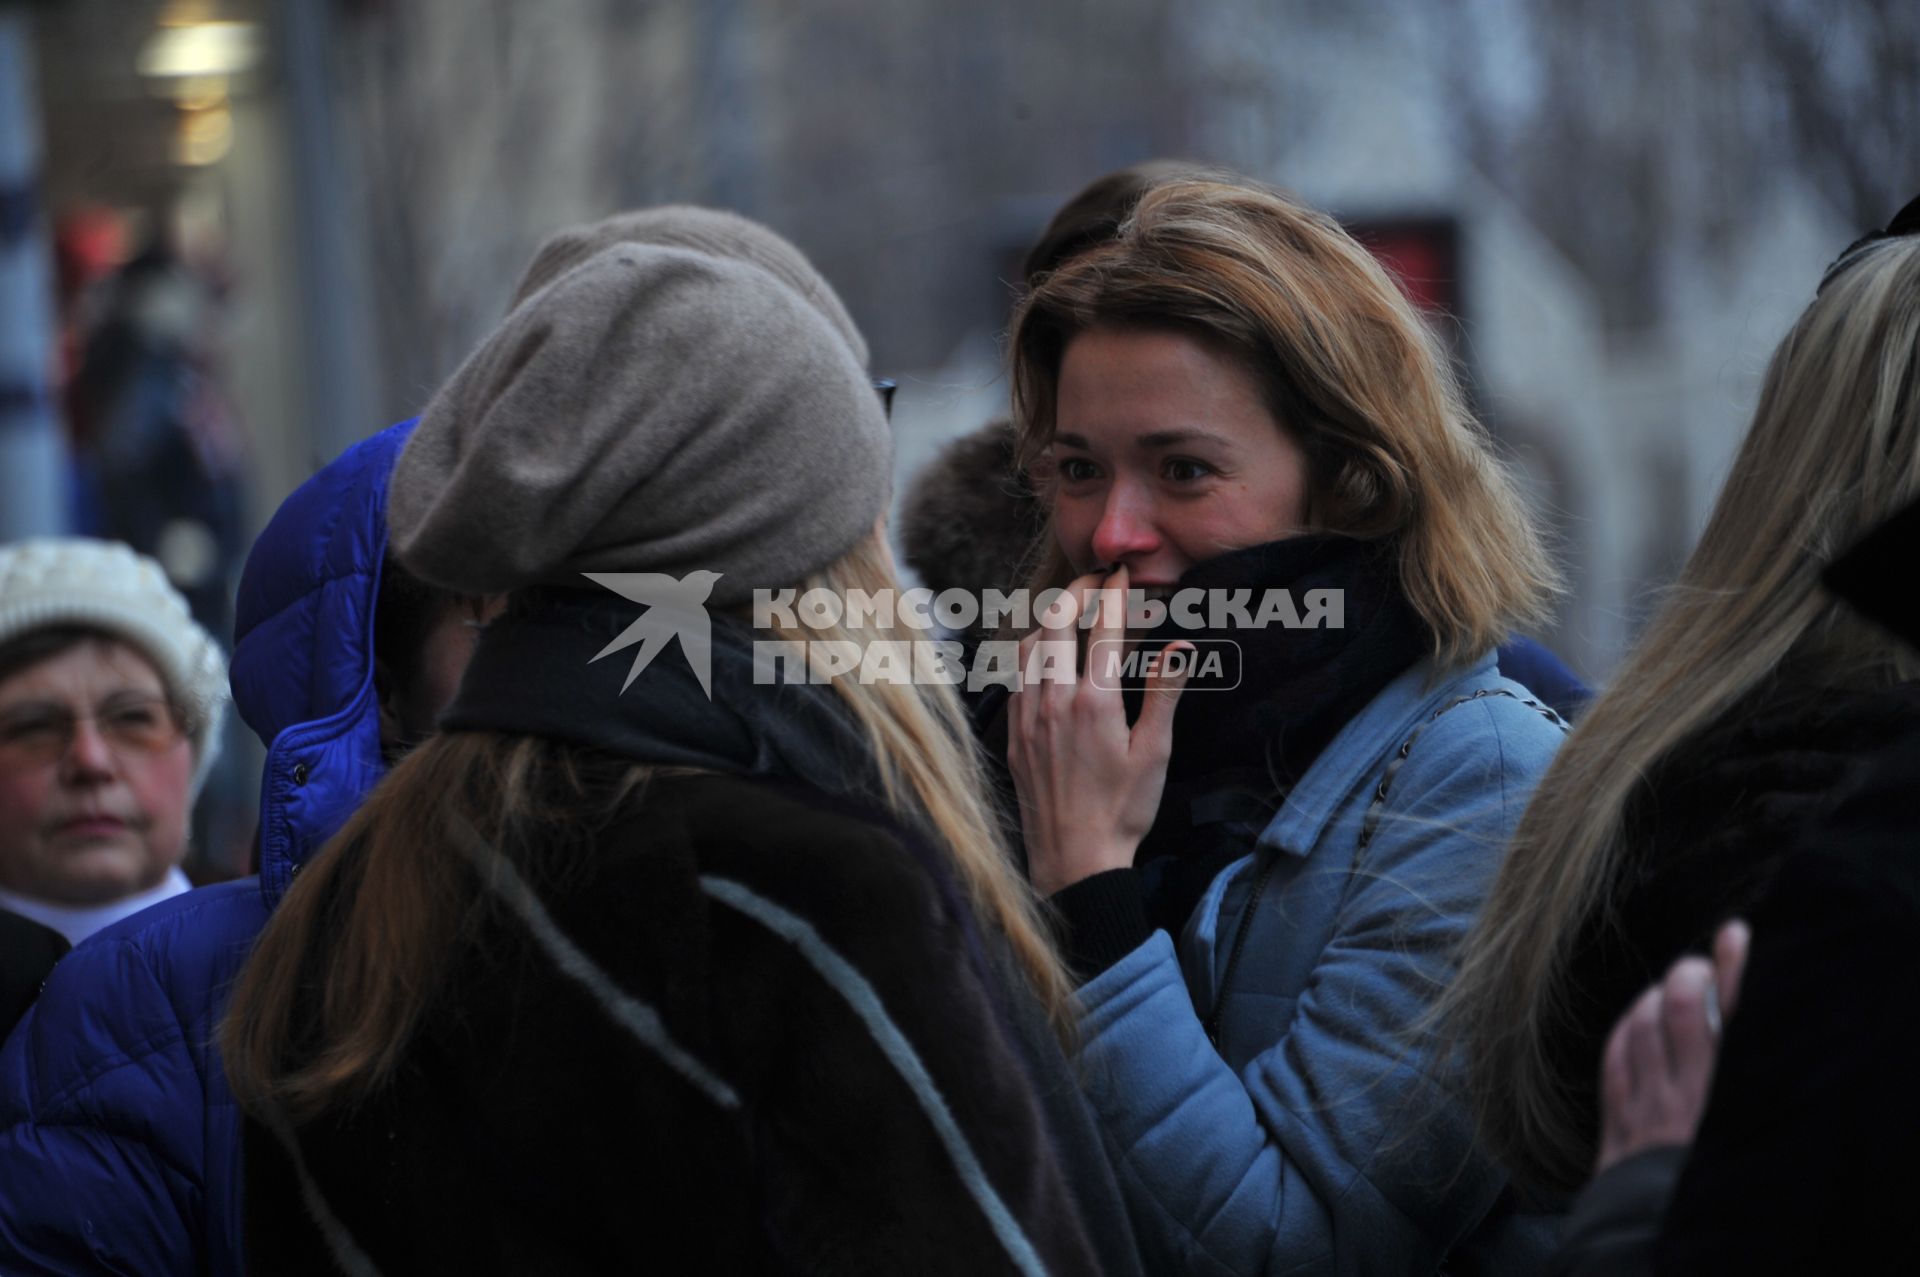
221, 209, 1132, 1275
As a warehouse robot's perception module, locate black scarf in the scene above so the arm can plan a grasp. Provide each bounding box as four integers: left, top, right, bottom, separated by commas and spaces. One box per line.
440, 587, 889, 810
1129, 534, 1431, 934
439, 585, 1005, 985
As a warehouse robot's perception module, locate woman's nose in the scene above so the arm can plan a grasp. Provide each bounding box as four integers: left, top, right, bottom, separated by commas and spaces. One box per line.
60, 719, 119, 780
1090, 485, 1161, 567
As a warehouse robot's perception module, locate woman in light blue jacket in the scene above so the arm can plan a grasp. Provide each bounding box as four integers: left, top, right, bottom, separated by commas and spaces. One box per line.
1004, 178, 1568, 1274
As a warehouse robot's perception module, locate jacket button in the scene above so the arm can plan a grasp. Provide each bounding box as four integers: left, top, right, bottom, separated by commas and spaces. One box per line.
293, 762, 309, 785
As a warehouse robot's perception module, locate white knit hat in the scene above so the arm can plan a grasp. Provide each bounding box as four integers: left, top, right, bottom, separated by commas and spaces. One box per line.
0, 538, 228, 794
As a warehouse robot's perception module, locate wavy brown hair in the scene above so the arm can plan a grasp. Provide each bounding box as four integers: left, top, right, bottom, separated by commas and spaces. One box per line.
221, 530, 1074, 1124
1009, 178, 1559, 666
1440, 235, 1920, 1192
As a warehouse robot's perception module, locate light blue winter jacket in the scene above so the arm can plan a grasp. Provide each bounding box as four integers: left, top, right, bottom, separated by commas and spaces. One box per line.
1075, 652, 1567, 1276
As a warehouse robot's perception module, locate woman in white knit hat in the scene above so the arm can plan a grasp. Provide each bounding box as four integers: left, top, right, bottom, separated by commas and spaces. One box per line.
0, 537, 227, 949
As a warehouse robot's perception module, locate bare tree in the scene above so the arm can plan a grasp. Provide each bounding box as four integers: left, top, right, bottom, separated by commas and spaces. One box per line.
1441, 0, 1920, 330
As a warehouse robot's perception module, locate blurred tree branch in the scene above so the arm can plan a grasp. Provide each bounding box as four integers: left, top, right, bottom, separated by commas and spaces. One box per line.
1444, 0, 1918, 329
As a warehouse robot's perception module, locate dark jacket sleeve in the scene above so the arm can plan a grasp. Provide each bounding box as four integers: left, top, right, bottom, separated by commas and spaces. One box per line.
1049, 867, 1153, 982
1552, 1146, 1687, 1277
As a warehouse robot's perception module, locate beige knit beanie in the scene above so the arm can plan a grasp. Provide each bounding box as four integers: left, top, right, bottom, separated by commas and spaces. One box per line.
389, 222, 890, 608
0, 537, 228, 795
508, 205, 869, 369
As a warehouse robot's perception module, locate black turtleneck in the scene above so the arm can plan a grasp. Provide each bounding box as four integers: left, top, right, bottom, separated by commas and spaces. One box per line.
1049, 535, 1431, 982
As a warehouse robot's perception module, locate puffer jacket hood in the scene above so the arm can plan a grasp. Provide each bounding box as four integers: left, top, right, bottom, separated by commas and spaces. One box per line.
230, 418, 415, 906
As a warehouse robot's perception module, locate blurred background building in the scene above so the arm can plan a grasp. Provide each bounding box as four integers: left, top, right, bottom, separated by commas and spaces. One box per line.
5, 0, 1915, 874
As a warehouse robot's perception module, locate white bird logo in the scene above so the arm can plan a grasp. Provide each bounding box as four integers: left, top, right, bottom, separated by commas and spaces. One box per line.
582, 570, 723, 698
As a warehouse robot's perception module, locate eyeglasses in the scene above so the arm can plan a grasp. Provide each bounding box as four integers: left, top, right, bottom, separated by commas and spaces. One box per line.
0, 696, 187, 771
1817, 192, 1920, 295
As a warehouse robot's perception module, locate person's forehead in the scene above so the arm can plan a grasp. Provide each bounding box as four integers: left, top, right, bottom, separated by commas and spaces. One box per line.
0, 636, 167, 705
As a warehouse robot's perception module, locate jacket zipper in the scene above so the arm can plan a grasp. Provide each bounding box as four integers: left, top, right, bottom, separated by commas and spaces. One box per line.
1204, 854, 1280, 1048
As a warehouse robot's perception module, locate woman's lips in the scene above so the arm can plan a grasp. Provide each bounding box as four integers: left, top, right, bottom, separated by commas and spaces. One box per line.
53, 816, 130, 839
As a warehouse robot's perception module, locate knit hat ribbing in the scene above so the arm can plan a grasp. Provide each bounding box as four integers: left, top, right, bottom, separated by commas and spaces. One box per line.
0, 538, 228, 795
389, 227, 891, 608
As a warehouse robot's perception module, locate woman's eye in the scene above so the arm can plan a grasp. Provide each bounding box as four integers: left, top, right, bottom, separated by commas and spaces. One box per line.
1163, 458, 1213, 482
1056, 457, 1100, 483
0, 716, 60, 744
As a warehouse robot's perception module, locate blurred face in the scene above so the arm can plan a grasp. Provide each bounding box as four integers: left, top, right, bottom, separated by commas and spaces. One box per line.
0, 638, 193, 905
1048, 326, 1312, 586
380, 595, 507, 753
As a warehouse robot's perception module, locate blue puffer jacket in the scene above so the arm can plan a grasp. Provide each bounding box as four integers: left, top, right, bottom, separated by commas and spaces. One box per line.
1075, 653, 1568, 1276
0, 420, 415, 1276
1496, 635, 1590, 720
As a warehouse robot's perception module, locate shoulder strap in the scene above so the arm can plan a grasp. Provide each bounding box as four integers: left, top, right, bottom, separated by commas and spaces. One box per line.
1357, 688, 1568, 854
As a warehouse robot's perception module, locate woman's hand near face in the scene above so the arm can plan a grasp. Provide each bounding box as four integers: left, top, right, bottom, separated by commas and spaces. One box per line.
1008, 566, 1192, 898
1595, 920, 1752, 1176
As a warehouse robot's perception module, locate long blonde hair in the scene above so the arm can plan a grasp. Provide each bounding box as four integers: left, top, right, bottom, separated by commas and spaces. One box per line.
1009, 178, 1559, 665
1443, 235, 1920, 1192
222, 530, 1072, 1124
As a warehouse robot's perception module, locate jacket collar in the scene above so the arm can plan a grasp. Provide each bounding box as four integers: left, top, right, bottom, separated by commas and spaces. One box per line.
1256, 650, 1499, 858
442, 587, 896, 815
230, 419, 416, 907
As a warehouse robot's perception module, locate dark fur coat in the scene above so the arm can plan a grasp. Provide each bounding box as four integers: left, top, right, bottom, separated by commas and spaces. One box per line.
1546, 674, 1920, 1171
243, 774, 1116, 1276
898, 418, 1042, 624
